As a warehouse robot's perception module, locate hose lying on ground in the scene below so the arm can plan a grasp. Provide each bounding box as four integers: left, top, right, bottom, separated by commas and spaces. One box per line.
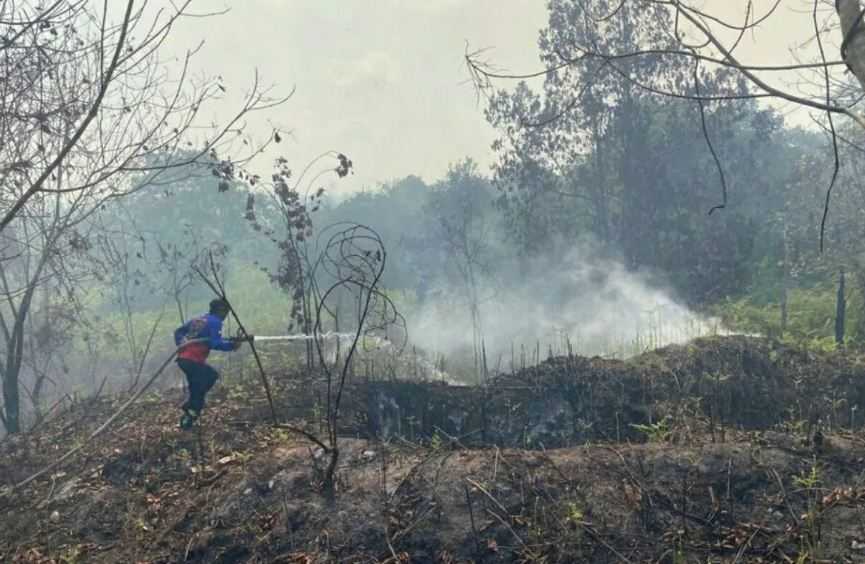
8, 339, 207, 492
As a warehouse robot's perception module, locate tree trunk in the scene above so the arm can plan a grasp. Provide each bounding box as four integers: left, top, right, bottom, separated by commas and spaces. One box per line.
855, 268, 865, 339
780, 281, 788, 339
837, 0, 865, 93
590, 120, 612, 245
780, 217, 790, 338
836, 267, 846, 345
0, 241, 52, 434
2, 369, 20, 433
31, 372, 48, 423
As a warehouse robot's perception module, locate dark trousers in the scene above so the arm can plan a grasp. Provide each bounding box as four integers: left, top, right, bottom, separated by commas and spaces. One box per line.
177, 359, 219, 413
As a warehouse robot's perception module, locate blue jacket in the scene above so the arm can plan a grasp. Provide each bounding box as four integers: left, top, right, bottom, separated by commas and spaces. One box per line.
174, 313, 234, 363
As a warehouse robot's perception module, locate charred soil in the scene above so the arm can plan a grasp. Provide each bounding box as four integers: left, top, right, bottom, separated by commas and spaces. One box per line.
3, 336, 865, 562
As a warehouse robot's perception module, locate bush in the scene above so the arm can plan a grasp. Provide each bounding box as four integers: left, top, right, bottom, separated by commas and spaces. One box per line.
714, 283, 864, 349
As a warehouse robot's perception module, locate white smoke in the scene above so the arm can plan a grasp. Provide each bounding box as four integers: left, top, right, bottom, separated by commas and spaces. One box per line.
407, 247, 727, 367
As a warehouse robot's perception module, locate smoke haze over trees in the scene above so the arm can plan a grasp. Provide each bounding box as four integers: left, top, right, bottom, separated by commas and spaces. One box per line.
0, 0, 864, 432
13, 2, 865, 562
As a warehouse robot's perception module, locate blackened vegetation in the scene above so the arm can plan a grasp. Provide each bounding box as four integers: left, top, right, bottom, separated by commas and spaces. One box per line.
8, 337, 865, 562
359, 336, 865, 448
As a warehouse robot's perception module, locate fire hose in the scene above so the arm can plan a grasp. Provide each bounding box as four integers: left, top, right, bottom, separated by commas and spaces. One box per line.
7, 333, 358, 492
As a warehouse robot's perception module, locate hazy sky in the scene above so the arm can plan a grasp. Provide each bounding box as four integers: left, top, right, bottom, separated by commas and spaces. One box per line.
161, 1, 830, 195
163, 1, 546, 194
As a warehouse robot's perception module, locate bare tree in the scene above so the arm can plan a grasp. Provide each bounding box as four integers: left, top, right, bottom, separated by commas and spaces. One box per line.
466, 0, 865, 247
156, 227, 205, 325
20, 293, 79, 422
91, 219, 171, 392
89, 200, 217, 389
0, 163, 92, 433
0, 0, 287, 231
425, 161, 494, 380
310, 223, 405, 498
0, 0, 289, 433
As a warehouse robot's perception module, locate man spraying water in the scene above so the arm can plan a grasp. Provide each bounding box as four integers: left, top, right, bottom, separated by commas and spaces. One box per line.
173, 296, 374, 430
173, 299, 249, 429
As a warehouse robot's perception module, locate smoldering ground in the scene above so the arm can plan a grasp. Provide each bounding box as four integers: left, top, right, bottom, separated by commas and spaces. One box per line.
407, 245, 726, 371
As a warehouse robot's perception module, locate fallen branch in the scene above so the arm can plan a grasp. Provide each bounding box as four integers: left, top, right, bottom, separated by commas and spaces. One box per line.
485, 507, 532, 554
465, 477, 510, 516
768, 466, 798, 522
579, 522, 634, 564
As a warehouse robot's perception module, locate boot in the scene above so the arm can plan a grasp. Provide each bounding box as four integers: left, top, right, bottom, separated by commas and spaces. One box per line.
179, 408, 199, 430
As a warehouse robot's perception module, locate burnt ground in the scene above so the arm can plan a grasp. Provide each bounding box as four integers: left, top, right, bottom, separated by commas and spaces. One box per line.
3, 337, 865, 562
